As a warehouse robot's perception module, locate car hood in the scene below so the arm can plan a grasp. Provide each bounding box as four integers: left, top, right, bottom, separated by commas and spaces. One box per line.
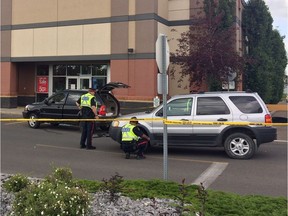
31, 101, 45, 105
118, 112, 149, 118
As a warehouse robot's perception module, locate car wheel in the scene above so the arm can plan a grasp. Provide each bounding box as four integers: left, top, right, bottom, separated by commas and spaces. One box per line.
224, 133, 257, 159
28, 113, 40, 129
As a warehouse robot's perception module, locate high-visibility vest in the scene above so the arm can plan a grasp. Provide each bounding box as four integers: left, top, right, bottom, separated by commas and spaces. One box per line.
121, 123, 139, 141
80, 93, 95, 108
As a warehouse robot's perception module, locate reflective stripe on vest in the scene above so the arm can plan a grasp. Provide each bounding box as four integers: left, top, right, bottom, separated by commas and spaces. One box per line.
121, 123, 139, 141
80, 93, 94, 108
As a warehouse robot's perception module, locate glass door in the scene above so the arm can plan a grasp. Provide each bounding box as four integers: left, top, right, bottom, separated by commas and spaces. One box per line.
66, 77, 78, 90
80, 77, 91, 90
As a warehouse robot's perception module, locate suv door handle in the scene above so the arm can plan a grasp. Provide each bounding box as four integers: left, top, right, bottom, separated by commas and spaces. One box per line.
217, 118, 228, 121
181, 119, 189, 121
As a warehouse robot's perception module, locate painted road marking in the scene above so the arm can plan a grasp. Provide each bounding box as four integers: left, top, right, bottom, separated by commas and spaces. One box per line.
192, 162, 228, 189
275, 140, 288, 143
4, 122, 25, 125
35, 143, 229, 188
35, 143, 226, 164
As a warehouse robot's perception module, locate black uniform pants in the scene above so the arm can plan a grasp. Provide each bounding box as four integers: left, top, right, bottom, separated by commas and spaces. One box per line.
121, 138, 148, 156
80, 121, 95, 147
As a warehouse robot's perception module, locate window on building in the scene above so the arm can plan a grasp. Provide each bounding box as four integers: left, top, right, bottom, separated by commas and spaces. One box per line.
53, 65, 66, 75
67, 65, 80, 76
53, 77, 66, 92
81, 65, 92, 75
37, 65, 49, 75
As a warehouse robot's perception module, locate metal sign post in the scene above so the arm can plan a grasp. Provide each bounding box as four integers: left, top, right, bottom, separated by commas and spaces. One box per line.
156, 34, 170, 180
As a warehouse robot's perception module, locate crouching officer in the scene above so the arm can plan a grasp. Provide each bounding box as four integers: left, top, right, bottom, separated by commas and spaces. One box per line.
121, 117, 150, 159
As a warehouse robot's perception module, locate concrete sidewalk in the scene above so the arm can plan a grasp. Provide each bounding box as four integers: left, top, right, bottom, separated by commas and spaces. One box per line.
1, 107, 25, 115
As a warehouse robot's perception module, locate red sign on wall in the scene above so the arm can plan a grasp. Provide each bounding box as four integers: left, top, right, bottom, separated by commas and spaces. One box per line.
37, 76, 49, 93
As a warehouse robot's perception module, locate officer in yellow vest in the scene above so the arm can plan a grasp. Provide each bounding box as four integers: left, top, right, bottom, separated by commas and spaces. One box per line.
76, 88, 98, 150
121, 117, 150, 159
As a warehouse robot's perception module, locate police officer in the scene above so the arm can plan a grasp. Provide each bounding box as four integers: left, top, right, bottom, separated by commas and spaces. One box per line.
76, 88, 98, 150
121, 117, 150, 159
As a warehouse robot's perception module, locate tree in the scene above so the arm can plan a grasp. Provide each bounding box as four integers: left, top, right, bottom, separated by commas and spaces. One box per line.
243, 0, 287, 103
170, 0, 247, 91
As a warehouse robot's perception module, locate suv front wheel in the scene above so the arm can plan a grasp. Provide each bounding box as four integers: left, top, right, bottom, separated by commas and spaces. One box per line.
28, 113, 40, 129
224, 133, 257, 159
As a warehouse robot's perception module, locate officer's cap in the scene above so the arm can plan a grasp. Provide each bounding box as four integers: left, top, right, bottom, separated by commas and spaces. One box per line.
130, 117, 138, 124
88, 87, 96, 92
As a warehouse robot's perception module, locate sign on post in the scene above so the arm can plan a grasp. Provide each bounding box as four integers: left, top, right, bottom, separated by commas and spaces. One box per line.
156, 34, 170, 74
155, 34, 170, 181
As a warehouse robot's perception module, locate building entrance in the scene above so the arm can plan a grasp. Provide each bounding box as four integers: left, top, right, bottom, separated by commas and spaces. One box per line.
66, 77, 91, 90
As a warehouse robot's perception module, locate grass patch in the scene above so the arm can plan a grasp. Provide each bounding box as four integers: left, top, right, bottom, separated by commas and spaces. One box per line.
77, 178, 287, 216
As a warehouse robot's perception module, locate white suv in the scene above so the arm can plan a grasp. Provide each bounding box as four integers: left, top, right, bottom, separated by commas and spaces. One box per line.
109, 91, 277, 159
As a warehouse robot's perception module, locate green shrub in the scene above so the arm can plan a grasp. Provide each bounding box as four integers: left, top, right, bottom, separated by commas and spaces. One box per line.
44, 167, 73, 185
11, 181, 90, 216
99, 172, 125, 203
5, 167, 91, 216
3, 174, 30, 193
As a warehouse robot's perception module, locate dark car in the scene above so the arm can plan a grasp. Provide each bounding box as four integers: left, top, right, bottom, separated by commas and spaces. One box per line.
22, 82, 130, 130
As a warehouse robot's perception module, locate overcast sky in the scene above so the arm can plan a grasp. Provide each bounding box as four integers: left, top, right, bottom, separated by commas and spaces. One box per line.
263, 0, 288, 74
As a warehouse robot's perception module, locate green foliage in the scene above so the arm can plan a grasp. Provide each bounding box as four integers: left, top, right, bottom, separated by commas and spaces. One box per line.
11, 182, 90, 216
121, 179, 187, 199
3, 174, 30, 193
243, 0, 287, 103
77, 178, 287, 216
4, 168, 90, 216
206, 191, 287, 216
171, 0, 247, 91
173, 178, 198, 215
75, 179, 102, 192
3, 169, 287, 216
99, 172, 125, 203
44, 167, 73, 185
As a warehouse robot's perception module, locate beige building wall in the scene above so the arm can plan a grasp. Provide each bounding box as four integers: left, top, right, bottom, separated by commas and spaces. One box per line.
12, 0, 58, 24
168, 0, 190, 20
83, 24, 111, 55
11, 29, 34, 57
158, 0, 169, 20
57, 0, 111, 21
128, 21, 136, 50
57, 26, 83, 56
12, 0, 111, 25
128, 0, 136, 15
11, 23, 111, 57
34, 28, 57, 56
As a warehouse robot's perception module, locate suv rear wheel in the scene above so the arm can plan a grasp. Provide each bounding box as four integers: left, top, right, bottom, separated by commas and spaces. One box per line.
224, 133, 257, 159
28, 113, 40, 129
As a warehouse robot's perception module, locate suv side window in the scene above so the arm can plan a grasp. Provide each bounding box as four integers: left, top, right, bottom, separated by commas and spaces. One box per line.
48, 93, 66, 104
229, 96, 263, 113
156, 98, 193, 116
196, 97, 230, 115
66, 93, 83, 105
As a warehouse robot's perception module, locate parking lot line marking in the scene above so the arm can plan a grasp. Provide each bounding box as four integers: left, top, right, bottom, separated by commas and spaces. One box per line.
192, 162, 228, 189
275, 140, 288, 143
4, 122, 25, 125
35, 144, 226, 164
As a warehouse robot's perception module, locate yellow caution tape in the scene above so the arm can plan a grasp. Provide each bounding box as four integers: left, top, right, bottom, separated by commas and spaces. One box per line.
163, 120, 285, 126
0, 118, 287, 126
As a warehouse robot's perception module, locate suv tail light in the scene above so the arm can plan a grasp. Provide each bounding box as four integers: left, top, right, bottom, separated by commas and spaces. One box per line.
99, 105, 106, 116
265, 114, 272, 123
